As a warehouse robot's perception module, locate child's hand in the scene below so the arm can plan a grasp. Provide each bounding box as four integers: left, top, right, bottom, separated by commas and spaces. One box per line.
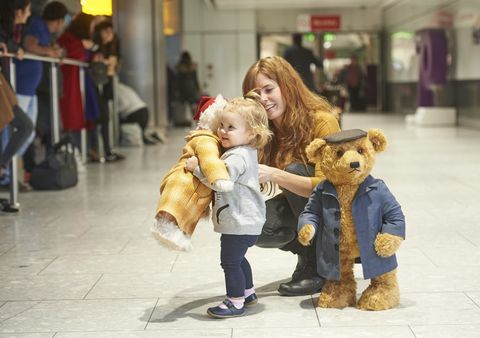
185, 156, 199, 172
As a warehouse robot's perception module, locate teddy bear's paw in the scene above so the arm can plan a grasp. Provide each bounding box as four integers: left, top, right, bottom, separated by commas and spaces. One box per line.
151, 218, 193, 252
318, 291, 356, 309
212, 179, 234, 192
298, 224, 315, 246
374, 232, 403, 257
317, 281, 356, 308
357, 280, 399, 311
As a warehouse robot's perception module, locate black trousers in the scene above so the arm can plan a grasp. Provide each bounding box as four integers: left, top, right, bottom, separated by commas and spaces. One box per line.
121, 107, 149, 134
256, 163, 315, 255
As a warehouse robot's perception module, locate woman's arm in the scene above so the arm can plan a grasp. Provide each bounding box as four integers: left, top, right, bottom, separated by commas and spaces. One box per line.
259, 164, 313, 198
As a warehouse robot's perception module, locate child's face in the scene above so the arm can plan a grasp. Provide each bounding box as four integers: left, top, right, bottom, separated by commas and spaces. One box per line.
217, 112, 254, 149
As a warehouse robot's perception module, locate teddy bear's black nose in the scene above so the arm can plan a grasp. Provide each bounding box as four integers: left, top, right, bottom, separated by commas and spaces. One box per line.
350, 162, 360, 169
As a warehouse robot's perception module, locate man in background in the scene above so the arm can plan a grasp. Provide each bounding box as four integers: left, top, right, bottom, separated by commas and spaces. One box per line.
283, 33, 323, 92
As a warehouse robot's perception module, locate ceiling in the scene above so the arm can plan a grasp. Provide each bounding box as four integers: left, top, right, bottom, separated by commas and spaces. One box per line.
210, 0, 452, 10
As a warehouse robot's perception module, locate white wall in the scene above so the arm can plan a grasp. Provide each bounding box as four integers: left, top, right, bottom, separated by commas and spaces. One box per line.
182, 0, 256, 98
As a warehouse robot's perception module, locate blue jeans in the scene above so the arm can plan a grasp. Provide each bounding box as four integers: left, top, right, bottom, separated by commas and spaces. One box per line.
220, 234, 258, 298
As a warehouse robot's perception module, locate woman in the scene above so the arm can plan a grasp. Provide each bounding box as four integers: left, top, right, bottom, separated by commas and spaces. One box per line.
58, 13, 124, 162
242, 56, 341, 296
175, 51, 200, 124
0, 0, 34, 182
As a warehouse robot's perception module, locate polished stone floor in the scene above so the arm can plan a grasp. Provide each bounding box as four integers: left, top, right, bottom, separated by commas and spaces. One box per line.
1, 113, 480, 337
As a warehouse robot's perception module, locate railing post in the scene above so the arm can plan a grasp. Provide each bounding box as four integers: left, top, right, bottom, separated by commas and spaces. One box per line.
8, 59, 19, 209
79, 66, 87, 164
50, 62, 60, 145
111, 75, 120, 146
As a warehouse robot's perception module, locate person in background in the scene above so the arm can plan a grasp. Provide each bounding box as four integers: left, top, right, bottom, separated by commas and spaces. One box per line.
283, 33, 323, 92
116, 82, 158, 145
0, 0, 34, 187
91, 18, 126, 161
13, 1, 66, 187
341, 55, 365, 111
57, 13, 124, 163
242, 56, 340, 297
175, 51, 200, 121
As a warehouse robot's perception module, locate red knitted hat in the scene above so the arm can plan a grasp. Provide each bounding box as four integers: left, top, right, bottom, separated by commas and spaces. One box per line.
193, 96, 216, 121
193, 94, 227, 130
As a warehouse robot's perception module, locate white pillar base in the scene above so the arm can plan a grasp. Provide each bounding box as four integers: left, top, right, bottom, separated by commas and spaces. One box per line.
406, 107, 457, 126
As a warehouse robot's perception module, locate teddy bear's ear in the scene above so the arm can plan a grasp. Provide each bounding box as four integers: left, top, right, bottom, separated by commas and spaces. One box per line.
367, 129, 388, 153
306, 138, 327, 162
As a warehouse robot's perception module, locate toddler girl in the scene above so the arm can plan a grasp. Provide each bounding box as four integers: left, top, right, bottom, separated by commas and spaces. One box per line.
185, 91, 272, 318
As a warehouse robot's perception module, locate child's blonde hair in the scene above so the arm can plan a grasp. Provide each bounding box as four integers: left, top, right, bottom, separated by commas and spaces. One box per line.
211, 90, 272, 149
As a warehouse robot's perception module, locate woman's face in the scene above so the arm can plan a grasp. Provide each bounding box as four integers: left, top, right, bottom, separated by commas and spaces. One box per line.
100, 27, 114, 44
254, 73, 285, 124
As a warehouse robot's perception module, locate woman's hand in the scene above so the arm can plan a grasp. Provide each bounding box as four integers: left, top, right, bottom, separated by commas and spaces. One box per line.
185, 156, 199, 172
81, 39, 95, 50
16, 48, 24, 60
258, 164, 277, 183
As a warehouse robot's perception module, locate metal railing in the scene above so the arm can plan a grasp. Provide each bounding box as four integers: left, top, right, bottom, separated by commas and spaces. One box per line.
0, 52, 88, 212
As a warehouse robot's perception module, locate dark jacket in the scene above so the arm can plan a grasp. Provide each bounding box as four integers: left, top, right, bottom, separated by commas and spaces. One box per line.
298, 175, 406, 280
283, 45, 322, 90
175, 63, 200, 102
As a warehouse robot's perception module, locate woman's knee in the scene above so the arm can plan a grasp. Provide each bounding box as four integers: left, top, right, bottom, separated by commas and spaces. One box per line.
256, 225, 296, 248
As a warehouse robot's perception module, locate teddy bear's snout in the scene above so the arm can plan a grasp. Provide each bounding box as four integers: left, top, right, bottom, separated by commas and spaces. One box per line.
350, 161, 360, 169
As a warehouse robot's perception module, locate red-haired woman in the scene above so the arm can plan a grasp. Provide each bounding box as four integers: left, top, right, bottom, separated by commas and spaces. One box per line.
242, 56, 340, 296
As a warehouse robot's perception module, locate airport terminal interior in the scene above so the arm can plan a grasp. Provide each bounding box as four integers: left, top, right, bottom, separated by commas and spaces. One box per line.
1, 0, 480, 336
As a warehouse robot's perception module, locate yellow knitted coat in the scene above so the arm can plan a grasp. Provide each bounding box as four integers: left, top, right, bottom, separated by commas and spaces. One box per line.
155, 130, 230, 236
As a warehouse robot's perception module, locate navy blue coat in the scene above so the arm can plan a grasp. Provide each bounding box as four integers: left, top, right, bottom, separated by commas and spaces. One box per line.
298, 175, 405, 280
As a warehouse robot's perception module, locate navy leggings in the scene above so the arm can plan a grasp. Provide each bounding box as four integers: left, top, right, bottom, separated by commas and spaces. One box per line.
220, 234, 258, 298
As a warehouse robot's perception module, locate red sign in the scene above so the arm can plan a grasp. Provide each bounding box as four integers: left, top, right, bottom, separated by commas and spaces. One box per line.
310, 15, 341, 31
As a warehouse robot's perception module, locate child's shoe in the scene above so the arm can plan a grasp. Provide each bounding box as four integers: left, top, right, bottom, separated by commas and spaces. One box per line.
244, 293, 258, 307
207, 299, 245, 319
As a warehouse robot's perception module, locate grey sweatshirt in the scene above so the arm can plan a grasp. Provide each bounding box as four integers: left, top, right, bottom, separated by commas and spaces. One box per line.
194, 145, 265, 235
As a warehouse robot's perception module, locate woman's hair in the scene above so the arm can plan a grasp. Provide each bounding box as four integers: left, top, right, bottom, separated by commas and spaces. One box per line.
242, 56, 334, 168
179, 51, 192, 65
0, 0, 30, 36
67, 12, 95, 39
212, 90, 272, 149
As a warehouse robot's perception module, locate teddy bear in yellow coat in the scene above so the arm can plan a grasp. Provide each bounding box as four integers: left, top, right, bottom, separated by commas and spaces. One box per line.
152, 95, 233, 251
297, 129, 405, 311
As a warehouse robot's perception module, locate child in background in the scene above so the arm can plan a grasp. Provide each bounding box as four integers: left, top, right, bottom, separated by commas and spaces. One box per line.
185, 91, 272, 319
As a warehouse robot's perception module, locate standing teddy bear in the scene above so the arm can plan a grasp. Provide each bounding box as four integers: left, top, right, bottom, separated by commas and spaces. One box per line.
152, 95, 233, 251
297, 129, 405, 311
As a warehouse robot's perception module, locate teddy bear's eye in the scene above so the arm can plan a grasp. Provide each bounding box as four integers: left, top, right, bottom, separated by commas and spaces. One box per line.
357, 148, 364, 154
336, 150, 344, 158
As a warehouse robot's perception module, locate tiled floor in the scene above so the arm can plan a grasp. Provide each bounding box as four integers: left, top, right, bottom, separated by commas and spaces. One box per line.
1, 113, 480, 337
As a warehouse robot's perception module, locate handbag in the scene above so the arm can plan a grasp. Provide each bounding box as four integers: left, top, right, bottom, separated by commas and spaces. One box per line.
0, 72, 16, 130
29, 136, 78, 190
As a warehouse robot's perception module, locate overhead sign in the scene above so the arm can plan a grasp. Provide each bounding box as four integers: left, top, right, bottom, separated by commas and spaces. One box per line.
297, 14, 341, 32
311, 15, 341, 31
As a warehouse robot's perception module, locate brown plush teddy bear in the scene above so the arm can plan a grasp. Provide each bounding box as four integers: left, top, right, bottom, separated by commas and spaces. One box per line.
297, 129, 405, 311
